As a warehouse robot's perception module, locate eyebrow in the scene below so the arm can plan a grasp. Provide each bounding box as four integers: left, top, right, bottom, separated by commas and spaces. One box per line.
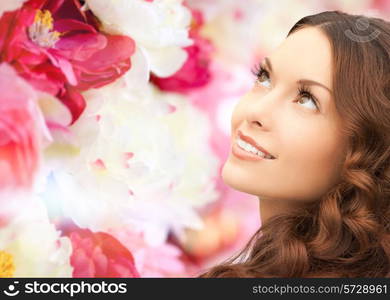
264, 57, 332, 94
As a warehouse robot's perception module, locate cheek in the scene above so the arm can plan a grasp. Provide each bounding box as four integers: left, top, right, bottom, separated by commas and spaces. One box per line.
279, 121, 346, 200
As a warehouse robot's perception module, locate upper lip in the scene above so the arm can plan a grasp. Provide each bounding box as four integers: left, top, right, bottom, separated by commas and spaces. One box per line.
237, 130, 276, 159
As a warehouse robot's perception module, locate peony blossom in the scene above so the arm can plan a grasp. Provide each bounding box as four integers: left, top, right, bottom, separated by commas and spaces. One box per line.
41, 82, 220, 247
85, 0, 193, 78
150, 8, 214, 93
371, 0, 390, 15
0, 195, 73, 277
63, 226, 140, 278
0, 63, 50, 192
110, 229, 187, 277
0, 0, 135, 123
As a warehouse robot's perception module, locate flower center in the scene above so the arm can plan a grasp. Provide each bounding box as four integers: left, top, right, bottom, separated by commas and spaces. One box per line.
28, 10, 61, 48
0, 250, 15, 277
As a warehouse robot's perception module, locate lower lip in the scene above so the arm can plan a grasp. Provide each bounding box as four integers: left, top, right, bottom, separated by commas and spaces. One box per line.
231, 141, 272, 161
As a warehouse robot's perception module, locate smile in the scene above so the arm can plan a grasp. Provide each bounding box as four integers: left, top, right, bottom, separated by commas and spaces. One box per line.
232, 138, 276, 161
236, 137, 274, 159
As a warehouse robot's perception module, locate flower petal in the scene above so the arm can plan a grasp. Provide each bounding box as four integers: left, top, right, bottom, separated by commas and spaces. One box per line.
46, 52, 78, 86
73, 34, 135, 90
54, 18, 97, 34
54, 33, 107, 61
58, 87, 86, 125
123, 46, 150, 90
147, 46, 188, 77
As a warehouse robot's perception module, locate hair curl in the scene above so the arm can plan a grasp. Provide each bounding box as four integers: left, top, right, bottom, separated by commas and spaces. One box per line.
199, 11, 390, 278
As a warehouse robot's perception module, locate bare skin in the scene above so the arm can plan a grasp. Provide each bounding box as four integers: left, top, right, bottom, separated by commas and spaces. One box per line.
221, 27, 349, 224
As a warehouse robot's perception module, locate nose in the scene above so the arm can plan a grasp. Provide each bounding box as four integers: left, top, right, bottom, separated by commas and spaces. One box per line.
245, 89, 280, 131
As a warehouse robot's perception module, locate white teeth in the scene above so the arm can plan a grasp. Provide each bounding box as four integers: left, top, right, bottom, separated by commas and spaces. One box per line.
236, 138, 271, 158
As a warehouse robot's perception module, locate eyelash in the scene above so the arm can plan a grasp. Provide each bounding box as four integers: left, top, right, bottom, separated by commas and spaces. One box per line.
250, 64, 320, 110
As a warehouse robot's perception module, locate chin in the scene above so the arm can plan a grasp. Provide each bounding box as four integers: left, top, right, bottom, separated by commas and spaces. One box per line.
221, 158, 279, 198
221, 160, 239, 188
221, 160, 256, 194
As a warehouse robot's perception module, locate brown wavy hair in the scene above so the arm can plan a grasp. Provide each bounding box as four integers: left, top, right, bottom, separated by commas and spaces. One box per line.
198, 11, 390, 278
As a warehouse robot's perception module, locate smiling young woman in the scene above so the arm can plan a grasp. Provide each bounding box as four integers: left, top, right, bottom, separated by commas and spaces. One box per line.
198, 10, 390, 278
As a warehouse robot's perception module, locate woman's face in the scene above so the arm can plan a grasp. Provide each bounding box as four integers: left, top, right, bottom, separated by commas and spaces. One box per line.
222, 27, 348, 203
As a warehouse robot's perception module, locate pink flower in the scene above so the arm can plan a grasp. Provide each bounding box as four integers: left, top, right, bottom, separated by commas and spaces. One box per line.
371, 0, 390, 13
0, 63, 48, 191
0, 0, 135, 124
150, 8, 213, 94
67, 227, 140, 278
110, 229, 187, 278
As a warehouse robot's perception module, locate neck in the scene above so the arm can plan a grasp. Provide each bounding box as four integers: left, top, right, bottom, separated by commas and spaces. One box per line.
258, 196, 304, 225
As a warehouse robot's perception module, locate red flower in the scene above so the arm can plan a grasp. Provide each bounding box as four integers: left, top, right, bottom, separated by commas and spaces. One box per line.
0, 63, 48, 191
0, 0, 135, 124
68, 228, 140, 278
150, 8, 214, 94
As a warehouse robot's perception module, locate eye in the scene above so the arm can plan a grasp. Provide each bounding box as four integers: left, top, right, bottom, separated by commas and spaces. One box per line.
251, 64, 271, 89
297, 86, 319, 111
250, 64, 320, 112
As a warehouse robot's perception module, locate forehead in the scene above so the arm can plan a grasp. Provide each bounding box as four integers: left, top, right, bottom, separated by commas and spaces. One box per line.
268, 27, 333, 87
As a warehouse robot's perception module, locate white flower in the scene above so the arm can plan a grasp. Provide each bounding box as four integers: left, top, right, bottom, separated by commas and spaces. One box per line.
85, 0, 193, 79
0, 0, 26, 18
184, 0, 313, 64
0, 193, 73, 277
43, 82, 219, 246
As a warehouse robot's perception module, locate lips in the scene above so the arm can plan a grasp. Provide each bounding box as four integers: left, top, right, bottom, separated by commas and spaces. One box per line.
237, 130, 276, 159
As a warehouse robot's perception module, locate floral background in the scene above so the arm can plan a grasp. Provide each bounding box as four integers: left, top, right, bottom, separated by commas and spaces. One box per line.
0, 0, 388, 277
